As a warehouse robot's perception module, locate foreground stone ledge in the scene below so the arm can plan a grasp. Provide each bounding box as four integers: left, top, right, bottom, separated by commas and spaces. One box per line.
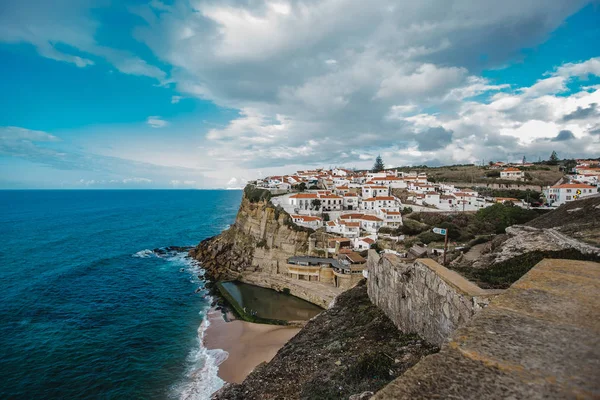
373, 259, 600, 399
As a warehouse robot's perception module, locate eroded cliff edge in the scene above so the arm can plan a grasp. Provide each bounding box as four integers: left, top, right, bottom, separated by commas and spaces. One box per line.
189, 188, 342, 308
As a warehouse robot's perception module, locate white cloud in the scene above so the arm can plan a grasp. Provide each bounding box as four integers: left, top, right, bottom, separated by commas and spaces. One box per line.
146, 116, 168, 128
171, 95, 183, 103
122, 177, 153, 184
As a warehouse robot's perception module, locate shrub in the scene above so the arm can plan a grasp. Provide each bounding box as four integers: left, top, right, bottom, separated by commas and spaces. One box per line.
244, 185, 271, 203
475, 203, 539, 234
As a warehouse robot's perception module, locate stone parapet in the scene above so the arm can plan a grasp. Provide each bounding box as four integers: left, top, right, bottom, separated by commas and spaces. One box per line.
367, 250, 501, 345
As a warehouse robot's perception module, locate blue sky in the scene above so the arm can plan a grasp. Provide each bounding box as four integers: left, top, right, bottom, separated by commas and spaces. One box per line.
0, 0, 599, 189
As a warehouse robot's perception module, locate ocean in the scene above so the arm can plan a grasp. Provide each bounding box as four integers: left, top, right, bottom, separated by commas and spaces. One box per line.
0, 189, 242, 399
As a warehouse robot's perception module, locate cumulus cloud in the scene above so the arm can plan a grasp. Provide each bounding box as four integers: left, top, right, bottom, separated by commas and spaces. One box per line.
415, 127, 454, 151
146, 116, 168, 128
2, 0, 599, 187
562, 103, 598, 121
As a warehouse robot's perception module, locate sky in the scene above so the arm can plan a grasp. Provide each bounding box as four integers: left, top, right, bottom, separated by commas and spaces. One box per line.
0, 0, 599, 189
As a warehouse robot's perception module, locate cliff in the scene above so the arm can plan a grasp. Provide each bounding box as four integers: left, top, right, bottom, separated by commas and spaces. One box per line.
190, 187, 343, 308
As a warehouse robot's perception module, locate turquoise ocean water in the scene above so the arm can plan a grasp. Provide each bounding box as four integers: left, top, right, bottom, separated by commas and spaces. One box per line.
0, 190, 242, 399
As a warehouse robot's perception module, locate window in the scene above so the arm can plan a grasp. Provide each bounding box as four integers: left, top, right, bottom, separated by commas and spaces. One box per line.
566, 196, 572, 200
566, 189, 572, 193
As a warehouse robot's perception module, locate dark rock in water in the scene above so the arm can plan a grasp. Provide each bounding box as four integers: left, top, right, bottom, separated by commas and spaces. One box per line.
195, 288, 202, 293
180, 268, 185, 272
166, 245, 193, 252
153, 248, 167, 255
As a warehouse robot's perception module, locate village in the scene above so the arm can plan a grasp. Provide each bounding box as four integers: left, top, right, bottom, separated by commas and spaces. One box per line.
247, 158, 600, 289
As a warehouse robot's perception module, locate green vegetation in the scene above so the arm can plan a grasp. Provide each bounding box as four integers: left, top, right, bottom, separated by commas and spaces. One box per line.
295, 182, 307, 192
397, 204, 545, 246
453, 249, 600, 289
372, 155, 385, 172
475, 188, 542, 204
244, 185, 272, 203
475, 203, 540, 234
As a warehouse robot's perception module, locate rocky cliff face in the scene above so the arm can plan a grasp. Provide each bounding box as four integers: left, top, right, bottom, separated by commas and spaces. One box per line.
189, 190, 342, 307
190, 193, 312, 280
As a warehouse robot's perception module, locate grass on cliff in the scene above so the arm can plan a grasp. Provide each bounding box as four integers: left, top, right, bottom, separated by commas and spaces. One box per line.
244, 185, 272, 203
453, 249, 600, 289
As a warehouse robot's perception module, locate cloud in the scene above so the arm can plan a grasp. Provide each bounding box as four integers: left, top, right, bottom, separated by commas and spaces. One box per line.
0, 0, 167, 82
146, 116, 168, 128
122, 177, 153, 184
562, 103, 598, 121
415, 127, 454, 151
0, 125, 210, 187
0, 126, 60, 142
2, 1, 600, 187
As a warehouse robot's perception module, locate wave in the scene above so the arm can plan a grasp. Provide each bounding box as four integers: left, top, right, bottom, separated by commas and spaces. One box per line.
132, 249, 155, 258
135, 248, 226, 399
173, 317, 227, 400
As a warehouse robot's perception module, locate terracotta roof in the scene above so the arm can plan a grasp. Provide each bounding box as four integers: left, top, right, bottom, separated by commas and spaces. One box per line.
328, 237, 352, 243
290, 193, 318, 198
361, 215, 383, 222
341, 221, 360, 227
363, 196, 395, 201
326, 221, 336, 226
425, 191, 438, 195
343, 252, 366, 263
319, 194, 343, 199
361, 238, 375, 244
344, 192, 358, 197
365, 185, 388, 189
340, 213, 364, 219
551, 183, 596, 189
502, 167, 522, 172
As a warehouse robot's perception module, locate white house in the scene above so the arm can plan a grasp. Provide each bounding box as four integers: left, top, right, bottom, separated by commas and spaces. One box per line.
361, 196, 398, 212
359, 215, 384, 234
354, 237, 376, 250
500, 167, 524, 181
361, 185, 389, 198
291, 215, 322, 229
342, 192, 359, 210
326, 220, 360, 238
544, 183, 597, 206
379, 209, 402, 227
423, 191, 440, 207
319, 194, 344, 211
289, 193, 319, 210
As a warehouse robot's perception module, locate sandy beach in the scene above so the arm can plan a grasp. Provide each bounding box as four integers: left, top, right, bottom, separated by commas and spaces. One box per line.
204, 309, 300, 384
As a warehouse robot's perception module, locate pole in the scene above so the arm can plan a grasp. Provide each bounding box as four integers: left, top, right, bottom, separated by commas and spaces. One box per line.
443, 230, 449, 266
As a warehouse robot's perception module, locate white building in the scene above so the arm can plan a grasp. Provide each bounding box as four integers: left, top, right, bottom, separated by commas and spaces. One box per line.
289, 193, 319, 210
291, 215, 322, 229
354, 237, 376, 250
320, 194, 344, 211
544, 183, 597, 206
361, 185, 389, 198
361, 196, 398, 212
342, 192, 359, 210
500, 167, 525, 181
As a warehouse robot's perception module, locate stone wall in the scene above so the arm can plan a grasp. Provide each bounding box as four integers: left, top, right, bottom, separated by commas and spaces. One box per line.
367, 250, 501, 345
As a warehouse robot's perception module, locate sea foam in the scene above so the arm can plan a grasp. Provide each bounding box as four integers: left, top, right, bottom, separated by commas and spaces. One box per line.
164, 252, 227, 400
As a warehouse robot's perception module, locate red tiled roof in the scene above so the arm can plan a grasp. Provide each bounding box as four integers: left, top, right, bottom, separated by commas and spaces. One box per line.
361, 215, 383, 221
502, 167, 522, 172
363, 196, 395, 201
361, 238, 375, 244
290, 193, 318, 198
551, 183, 596, 189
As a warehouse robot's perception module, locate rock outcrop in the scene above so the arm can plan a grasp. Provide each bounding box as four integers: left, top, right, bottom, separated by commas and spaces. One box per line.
190, 188, 343, 307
